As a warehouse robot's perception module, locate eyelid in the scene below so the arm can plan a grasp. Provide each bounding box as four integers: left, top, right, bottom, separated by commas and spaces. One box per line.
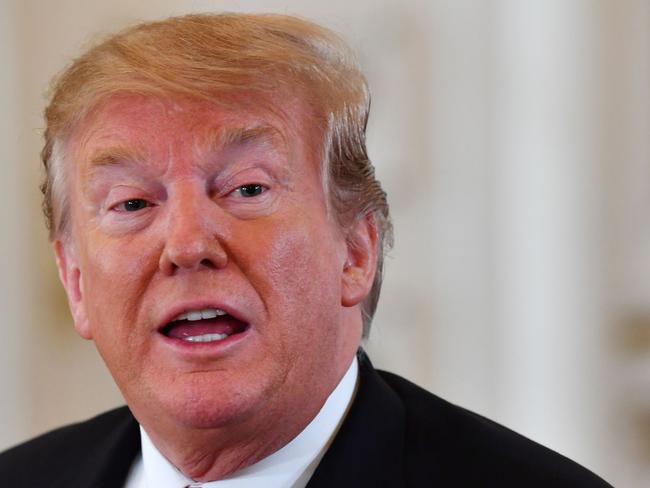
214, 167, 273, 196
104, 183, 146, 204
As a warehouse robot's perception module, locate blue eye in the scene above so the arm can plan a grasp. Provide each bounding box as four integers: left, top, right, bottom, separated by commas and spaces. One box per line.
237, 184, 264, 197
119, 199, 150, 212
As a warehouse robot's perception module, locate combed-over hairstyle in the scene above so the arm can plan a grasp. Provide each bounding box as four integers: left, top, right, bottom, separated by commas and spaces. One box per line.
41, 13, 392, 336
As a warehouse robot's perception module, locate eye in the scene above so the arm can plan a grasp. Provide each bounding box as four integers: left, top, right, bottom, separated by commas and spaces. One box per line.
115, 199, 151, 212
235, 184, 265, 198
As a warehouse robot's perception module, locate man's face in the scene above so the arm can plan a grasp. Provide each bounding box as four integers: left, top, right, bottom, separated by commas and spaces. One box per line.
55, 94, 372, 435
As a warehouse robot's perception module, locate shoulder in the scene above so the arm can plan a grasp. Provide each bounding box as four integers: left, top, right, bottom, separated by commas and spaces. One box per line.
0, 406, 139, 487
377, 369, 612, 487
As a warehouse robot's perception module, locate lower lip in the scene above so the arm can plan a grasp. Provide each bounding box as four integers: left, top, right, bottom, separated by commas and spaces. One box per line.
157, 327, 251, 357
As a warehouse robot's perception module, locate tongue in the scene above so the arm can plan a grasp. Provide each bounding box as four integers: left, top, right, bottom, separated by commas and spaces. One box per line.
164, 317, 244, 340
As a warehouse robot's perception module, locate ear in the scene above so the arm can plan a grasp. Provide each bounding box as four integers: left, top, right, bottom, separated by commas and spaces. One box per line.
341, 214, 379, 307
53, 239, 92, 340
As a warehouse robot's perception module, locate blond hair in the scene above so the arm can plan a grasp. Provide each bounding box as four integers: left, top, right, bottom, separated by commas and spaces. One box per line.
41, 13, 392, 336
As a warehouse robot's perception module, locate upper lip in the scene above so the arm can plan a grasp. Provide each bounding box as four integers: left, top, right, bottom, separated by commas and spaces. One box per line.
156, 300, 250, 332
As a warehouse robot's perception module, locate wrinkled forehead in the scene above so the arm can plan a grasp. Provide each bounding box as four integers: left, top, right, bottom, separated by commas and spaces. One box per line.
64, 91, 324, 175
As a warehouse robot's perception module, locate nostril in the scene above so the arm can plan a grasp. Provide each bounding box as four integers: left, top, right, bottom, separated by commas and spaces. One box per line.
200, 258, 217, 269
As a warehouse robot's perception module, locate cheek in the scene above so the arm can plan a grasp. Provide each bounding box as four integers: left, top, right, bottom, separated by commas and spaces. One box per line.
80, 234, 159, 342
249, 217, 345, 332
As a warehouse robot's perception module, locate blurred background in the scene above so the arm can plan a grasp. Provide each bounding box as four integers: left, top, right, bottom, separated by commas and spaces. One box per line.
1, 0, 648, 485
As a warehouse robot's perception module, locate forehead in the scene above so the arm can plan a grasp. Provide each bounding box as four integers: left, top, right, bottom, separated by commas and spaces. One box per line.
67, 92, 317, 171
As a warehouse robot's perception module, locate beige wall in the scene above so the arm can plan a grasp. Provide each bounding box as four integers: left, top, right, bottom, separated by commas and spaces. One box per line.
1, 1, 648, 486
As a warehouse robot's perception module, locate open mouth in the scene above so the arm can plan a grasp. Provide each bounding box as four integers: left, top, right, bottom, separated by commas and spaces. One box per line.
160, 308, 248, 344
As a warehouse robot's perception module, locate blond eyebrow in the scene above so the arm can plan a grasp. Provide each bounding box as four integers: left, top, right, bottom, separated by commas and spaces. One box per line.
86, 144, 148, 169
207, 125, 288, 153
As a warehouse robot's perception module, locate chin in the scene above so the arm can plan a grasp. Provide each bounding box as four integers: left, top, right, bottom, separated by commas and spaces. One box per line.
143, 373, 273, 430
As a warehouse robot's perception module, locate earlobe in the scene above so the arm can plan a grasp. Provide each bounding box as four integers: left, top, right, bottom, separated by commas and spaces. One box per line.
53, 239, 92, 340
341, 214, 378, 307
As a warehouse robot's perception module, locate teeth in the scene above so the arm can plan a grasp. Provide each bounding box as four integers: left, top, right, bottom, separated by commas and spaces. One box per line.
172, 308, 227, 322
201, 309, 220, 320
187, 311, 202, 321
182, 333, 228, 343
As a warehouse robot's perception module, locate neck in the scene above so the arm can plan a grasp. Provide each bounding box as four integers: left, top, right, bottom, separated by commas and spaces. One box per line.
142, 384, 329, 481
139, 355, 358, 482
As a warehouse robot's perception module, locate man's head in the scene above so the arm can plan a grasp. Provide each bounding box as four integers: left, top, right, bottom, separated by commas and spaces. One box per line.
42, 13, 392, 459
42, 13, 392, 336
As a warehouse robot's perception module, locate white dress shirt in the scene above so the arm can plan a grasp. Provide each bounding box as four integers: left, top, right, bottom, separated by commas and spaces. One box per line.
124, 358, 358, 488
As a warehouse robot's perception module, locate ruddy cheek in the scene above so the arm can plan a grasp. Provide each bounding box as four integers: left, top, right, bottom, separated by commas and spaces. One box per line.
265, 225, 341, 321
266, 227, 312, 283
83, 241, 155, 332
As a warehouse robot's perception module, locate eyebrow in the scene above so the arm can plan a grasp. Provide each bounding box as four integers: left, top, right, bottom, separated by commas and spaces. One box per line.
208, 125, 288, 154
86, 144, 148, 170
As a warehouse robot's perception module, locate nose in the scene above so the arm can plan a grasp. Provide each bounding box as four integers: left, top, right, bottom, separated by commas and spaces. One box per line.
159, 186, 228, 275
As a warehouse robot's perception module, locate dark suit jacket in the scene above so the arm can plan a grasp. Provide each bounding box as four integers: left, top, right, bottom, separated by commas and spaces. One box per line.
0, 353, 612, 487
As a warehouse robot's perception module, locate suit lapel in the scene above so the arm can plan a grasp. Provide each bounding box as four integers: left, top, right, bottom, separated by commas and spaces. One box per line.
55, 407, 141, 488
307, 352, 406, 488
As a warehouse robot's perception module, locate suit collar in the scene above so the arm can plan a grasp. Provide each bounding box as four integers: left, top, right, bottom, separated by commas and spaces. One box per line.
61, 407, 141, 488
306, 350, 406, 488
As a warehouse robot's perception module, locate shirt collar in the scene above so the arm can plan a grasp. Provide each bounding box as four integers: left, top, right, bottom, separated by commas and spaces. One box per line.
137, 357, 358, 488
